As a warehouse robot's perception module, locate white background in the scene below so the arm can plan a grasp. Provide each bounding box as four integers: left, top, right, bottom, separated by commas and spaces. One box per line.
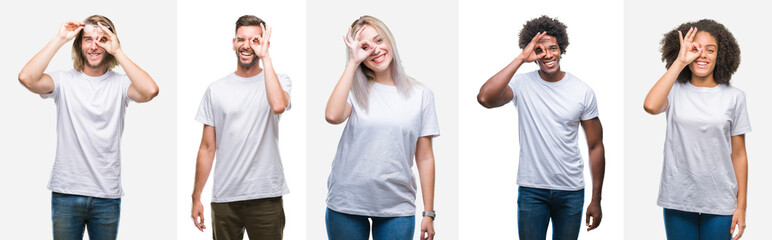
624, 0, 772, 239
459, 0, 625, 238
4, 1, 768, 239
306, 0, 460, 239
176, 0, 307, 239
0, 0, 177, 239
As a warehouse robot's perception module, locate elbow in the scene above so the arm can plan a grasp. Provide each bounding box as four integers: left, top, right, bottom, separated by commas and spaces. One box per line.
146, 85, 160, 101
199, 143, 216, 156
642, 103, 662, 115
271, 104, 286, 115
135, 85, 160, 103
477, 94, 495, 109
325, 113, 343, 125
18, 72, 31, 88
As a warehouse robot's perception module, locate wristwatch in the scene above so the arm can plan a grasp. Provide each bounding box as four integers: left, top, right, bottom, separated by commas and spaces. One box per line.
422, 211, 436, 220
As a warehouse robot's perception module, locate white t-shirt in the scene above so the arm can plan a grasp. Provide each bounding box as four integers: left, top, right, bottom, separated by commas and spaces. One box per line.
195, 72, 292, 203
657, 81, 751, 215
41, 69, 132, 199
326, 82, 440, 217
509, 71, 599, 191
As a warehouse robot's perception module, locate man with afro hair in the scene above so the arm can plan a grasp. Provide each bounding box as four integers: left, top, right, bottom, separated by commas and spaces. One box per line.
477, 15, 606, 239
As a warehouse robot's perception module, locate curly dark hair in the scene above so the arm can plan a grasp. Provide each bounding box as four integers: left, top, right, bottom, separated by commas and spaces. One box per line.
660, 19, 740, 85
518, 15, 569, 54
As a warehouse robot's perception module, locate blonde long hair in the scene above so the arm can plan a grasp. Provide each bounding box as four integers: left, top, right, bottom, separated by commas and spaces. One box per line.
347, 15, 416, 110
72, 15, 119, 71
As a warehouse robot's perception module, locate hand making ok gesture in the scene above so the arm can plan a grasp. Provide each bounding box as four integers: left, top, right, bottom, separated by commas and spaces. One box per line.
518, 31, 549, 62
250, 23, 272, 59
676, 27, 703, 67
343, 26, 375, 64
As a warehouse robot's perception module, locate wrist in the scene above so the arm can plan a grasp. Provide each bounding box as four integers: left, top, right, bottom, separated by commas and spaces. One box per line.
260, 55, 272, 63
422, 210, 436, 220
113, 48, 124, 57
347, 59, 362, 68
671, 61, 688, 70
514, 55, 526, 64
52, 35, 70, 46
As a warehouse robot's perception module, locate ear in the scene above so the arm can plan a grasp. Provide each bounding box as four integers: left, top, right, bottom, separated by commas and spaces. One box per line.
232, 37, 236, 51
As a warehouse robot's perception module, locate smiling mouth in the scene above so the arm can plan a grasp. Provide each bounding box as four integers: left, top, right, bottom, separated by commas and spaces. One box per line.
87, 52, 102, 59
239, 49, 254, 58
695, 61, 709, 67
371, 53, 387, 64
541, 59, 556, 68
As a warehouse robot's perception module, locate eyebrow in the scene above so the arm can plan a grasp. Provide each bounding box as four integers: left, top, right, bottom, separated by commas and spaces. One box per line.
372, 34, 381, 40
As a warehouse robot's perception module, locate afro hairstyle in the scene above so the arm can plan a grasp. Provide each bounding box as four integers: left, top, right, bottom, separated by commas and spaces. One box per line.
660, 19, 740, 85
518, 15, 569, 54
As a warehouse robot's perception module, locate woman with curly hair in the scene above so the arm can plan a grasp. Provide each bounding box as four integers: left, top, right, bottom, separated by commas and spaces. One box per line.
324, 15, 439, 240
643, 19, 750, 240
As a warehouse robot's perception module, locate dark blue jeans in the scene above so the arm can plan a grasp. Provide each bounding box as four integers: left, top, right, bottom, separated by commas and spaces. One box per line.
517, 186, 584, 240
51, 192, 121, 240
663, 208, 732, 240
325, 208, 414, 240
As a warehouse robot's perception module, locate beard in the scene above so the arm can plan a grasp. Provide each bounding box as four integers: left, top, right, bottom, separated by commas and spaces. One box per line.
236, 48, 260, 69
82, 51, 109, 69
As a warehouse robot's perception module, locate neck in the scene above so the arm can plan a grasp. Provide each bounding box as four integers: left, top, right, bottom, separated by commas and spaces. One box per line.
690, 74, 718, 87
373, 67, 395, 85
538, 68, 565, 82
235, 64, 263, 78
82, 66, 108, 77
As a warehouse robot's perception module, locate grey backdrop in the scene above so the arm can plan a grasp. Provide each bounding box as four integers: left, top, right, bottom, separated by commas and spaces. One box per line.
624, 0, 772, 239
0, 1, 177, 239
306, 0, 460, 239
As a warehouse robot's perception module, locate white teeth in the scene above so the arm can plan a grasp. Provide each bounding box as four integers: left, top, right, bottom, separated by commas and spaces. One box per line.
372, 54, 385, 62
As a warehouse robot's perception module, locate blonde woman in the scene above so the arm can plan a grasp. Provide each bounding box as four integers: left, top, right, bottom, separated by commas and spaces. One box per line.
324, 15, 439, 240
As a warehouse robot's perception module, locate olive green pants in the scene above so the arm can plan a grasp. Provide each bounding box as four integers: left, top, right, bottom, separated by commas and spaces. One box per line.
211, 196, 285, 240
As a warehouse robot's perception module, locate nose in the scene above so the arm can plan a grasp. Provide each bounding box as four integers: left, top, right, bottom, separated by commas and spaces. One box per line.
373, 45, 383, 55
699, 48, 708, 58
545, 49, 553, 59
89, 40, 99, 50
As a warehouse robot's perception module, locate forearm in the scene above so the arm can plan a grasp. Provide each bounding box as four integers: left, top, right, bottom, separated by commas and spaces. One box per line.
262, 56, 288, 114
192, 149, 215, 201
415, 137, 435, 211
325, 61, 358, 123
644, 62, 684, 114
477, 57, 524, 108
417, 157, 435, 211
19, 36, 67, 91
588, 144, 606, 201
115, 49, 159, 100
732, 150, 748, 211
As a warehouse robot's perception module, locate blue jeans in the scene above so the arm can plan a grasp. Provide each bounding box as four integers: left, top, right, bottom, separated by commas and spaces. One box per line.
517, 186, 584, 240
325, 208, 414, 240
663, 208, 732, 240
51, 192, 121, 240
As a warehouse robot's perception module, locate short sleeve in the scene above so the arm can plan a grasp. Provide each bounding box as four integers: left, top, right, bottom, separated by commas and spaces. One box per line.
278, 74, 292, 111
581, 87, 599, 120
508, 75, 519, 105
665, 82, 681, 112
40, 71, 64, 100
195, 88, 215, 126
731, 90, 752, 136
420, 88, 440, 138
121, 74, 133, 105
